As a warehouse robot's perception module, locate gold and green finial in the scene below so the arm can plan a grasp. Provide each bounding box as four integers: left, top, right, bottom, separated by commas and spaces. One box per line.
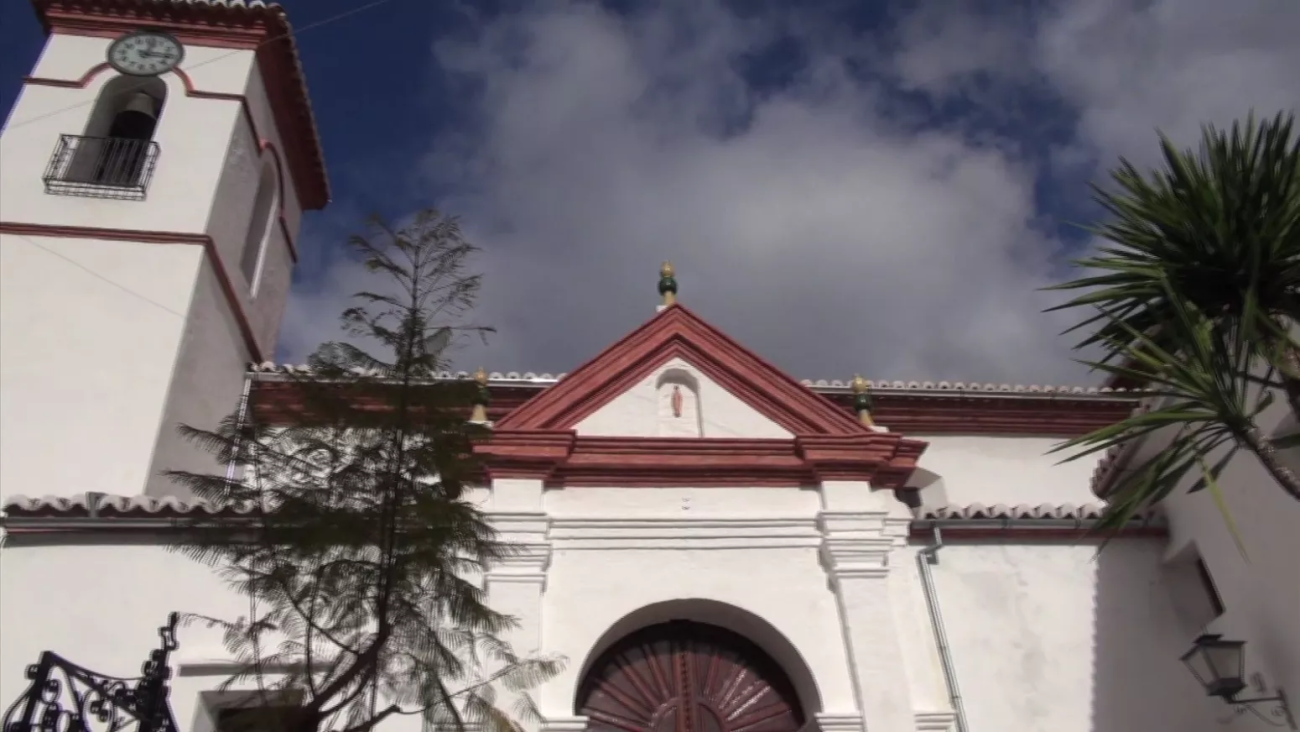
851, 374, 875, 426
471, 367, 491, 422
658, 261, 678, 307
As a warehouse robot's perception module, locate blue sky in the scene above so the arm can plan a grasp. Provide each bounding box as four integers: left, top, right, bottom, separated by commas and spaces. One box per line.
2, 0, 1297, 383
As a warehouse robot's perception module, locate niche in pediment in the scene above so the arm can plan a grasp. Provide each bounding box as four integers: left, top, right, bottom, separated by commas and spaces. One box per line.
656, 368, 704, 438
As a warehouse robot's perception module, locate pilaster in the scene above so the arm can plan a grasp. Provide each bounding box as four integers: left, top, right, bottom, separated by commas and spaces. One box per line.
483, 482, 553, 732
484, 509, 552, 653
819, 481, 919, 732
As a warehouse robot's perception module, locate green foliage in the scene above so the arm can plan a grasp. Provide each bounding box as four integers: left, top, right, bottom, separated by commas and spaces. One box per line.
1048, 111, 1300, 536
167, 210, 563, 732
1047, 111, 1300, 369
1050, 282, 1292, 545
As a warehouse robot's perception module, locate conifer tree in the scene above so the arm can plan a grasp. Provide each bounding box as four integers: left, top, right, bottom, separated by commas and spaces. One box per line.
167, 210, 562, 732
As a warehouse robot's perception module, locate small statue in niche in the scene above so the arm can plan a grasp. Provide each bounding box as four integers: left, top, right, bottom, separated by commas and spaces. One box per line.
671, 384, 683, 418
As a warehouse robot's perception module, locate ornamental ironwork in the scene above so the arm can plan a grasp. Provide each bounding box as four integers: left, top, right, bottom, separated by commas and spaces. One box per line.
43, 134, 160, 201
2, 613, 180, 732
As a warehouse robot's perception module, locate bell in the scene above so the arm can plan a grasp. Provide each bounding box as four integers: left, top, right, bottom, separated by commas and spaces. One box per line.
107, 92, 160, 140
119, 91, 160, 119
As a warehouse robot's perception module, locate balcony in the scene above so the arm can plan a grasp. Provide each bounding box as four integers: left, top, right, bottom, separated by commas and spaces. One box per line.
43, 134, 159, 201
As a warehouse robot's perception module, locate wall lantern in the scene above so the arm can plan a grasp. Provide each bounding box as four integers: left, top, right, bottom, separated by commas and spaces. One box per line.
1181, 634, 1296, 729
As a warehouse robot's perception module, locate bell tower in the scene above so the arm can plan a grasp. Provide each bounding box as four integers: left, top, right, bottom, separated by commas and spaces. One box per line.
0, 0, 330, 501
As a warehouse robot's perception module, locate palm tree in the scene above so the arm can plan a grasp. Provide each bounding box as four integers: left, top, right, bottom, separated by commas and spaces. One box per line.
1048, 111, 1300, 408
1047, 111, 1300, 527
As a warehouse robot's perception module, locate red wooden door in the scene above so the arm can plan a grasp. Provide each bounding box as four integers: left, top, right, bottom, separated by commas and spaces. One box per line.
578, 621, 805, 732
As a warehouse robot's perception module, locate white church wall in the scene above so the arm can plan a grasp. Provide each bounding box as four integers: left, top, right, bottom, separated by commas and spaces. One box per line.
0, 537, 442, 732
928, 539, 1221, 732
537, 538, 858, 720
143, 261, 253, 498
240, 65, 304, 236
0, 234, 203, 502
1, 36, 255, 235
1, 31, 310, 501
203, 56, 302, 357
573, 358, 794, 439
0, 538, 246, 732
1155, 388, 1300, 714
907, 435, 1102, 508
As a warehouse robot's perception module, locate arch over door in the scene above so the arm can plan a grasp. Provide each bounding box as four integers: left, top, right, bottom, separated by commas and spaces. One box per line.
577, 621, 805, 732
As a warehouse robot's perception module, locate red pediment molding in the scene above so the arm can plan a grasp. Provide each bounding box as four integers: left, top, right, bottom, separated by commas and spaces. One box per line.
477, 305, 928, 488
499, 305, 869, 434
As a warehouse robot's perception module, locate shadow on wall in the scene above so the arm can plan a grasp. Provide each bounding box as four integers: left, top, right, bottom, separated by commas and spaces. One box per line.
1090, 540, 1222, 732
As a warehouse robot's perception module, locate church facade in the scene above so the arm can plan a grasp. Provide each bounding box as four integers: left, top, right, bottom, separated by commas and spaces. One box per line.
1, 2, 1296, 732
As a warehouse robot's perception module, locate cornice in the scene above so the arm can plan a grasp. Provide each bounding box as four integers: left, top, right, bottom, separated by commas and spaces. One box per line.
474, 431, 926, 489
1, 505, 1166, 541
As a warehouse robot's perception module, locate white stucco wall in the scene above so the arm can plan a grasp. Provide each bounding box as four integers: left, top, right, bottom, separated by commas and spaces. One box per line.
144, 259, 252, 497
203, 55, 303, 358
0, 32, 307, 501
0, 538, 448, 732
0, 498, 1229, 732
1, 35, 255, 234
907, 435, 1103, 509
574, 358, 793, 439
928, 540, 1222, 732
0, 234, 203, 502
1155, 386, 1300, 712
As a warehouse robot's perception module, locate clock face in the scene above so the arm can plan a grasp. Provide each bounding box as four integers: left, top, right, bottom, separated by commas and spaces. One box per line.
107, 31, 185, 77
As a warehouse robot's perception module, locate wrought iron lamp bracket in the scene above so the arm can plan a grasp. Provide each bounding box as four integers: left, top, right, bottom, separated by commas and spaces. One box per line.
1217, 686, 1297, 730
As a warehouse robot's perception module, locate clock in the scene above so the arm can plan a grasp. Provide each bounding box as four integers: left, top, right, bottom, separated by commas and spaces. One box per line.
107, 30, 185, 77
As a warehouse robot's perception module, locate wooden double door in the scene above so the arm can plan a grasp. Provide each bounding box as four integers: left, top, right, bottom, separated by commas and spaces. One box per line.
578, 621, 805, 732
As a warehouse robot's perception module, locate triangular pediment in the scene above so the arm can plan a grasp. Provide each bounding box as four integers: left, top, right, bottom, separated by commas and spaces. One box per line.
496, 305, 869, 437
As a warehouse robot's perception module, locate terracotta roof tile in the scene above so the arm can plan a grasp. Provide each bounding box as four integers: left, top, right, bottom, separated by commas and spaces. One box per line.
3, 493, 1157, 526
247, 363, 1150, 398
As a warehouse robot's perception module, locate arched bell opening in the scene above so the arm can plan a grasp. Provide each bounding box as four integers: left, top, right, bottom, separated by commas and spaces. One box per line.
69, 75, 167, 187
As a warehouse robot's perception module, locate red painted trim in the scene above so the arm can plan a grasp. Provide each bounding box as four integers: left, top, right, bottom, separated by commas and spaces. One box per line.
474, 431, 927, 489
22, 61, 112, 88
32, 1, 329, 210
0, 222, 264, 363
42, 13, 264, 47
249, 380, 1139, 437
472, 305, 933, 489
257, 140, 298, 262
497, 305, 871, 436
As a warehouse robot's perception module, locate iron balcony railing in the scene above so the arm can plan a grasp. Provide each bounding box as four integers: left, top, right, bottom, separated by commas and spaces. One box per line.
43, 134, 160, 200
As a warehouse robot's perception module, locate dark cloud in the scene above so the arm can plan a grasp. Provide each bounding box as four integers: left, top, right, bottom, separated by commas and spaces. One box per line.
281, 0, 1300, 385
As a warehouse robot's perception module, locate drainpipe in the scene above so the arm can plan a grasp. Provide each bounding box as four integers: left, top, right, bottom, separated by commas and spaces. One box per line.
917, 527, 970, 732
224, 372, 254, 484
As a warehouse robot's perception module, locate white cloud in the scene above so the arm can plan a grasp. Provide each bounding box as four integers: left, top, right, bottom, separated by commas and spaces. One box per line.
282, 0, 1299, 386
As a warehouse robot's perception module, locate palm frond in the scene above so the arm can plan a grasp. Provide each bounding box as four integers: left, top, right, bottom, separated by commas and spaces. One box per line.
1056, 280, 1299, 539
1045, 110, 1300, 374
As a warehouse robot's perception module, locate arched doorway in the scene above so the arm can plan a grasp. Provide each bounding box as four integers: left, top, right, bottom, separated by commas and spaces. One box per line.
577, 621, 806, 732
